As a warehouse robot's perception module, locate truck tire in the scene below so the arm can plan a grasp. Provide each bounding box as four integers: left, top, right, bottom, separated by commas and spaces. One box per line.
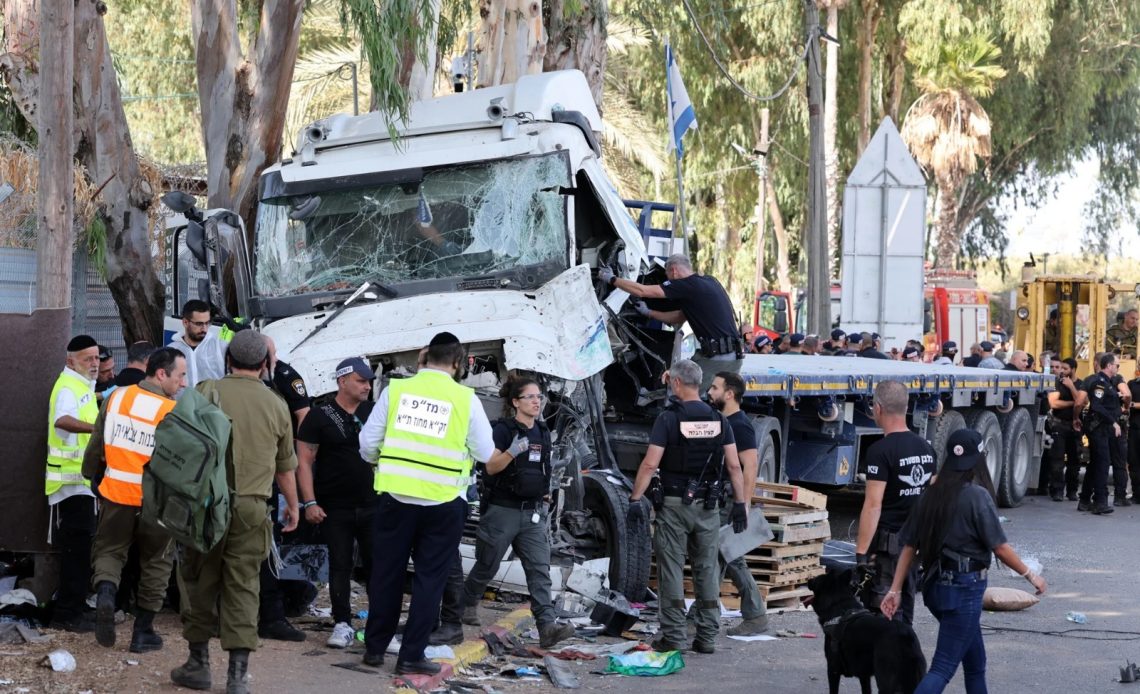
964, 409, 1004, 489
997, 408, 1033, 508
931, 410, 966, 470
752, 416, 781, 484
582, 472, 651, 601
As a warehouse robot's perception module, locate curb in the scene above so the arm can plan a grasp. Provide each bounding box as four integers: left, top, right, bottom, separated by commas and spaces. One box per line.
394, 607, 535, 691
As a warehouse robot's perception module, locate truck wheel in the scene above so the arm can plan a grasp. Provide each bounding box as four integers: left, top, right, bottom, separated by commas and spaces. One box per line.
752, 416, 781, 484
964, 409, 1004, 489
931, 410, 966, 470
997, 408, 1033, 508
582, 472, 651, 601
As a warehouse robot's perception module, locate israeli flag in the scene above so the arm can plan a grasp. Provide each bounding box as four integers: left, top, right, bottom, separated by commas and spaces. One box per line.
416, 188, 433, 227
666, 42, 698, 157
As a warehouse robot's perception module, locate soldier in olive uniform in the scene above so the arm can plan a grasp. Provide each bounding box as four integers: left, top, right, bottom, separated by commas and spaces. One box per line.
1106, 309, 1138, 357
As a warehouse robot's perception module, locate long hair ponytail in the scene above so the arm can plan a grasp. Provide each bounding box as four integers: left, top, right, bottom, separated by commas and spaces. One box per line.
500, 376, 540, 420
913, 466, 975, 574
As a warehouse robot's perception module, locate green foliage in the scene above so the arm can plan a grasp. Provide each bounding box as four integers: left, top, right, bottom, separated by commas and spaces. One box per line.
911, 35, 1006, 99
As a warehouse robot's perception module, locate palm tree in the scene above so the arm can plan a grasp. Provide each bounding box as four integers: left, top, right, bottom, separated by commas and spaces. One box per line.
901, 36, 1006, 268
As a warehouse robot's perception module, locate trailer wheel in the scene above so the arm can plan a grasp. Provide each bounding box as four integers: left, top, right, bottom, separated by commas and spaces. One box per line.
997, 408, 1033, 508
582, 472, 652, 601
752, 416, 781, 484
931, 410, 966, 470
964, 409, 1004, 489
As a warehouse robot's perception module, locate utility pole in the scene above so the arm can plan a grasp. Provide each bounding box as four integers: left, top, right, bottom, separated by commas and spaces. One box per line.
802, 0, 829, 336
753, 108, 770, 294
37, 0, 75, 310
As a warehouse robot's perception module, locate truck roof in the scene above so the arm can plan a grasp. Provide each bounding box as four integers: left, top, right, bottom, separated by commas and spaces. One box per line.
739, 354, 1051, 398
299, 70, 602, 151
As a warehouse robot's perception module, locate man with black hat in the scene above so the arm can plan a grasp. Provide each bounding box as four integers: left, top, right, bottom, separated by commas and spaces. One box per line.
45, 335, 101, 632
826, 329, 847, 355
934, 341, 958, 366
95, 345, 116, 396
357, 331, 494, 675
171, 329, 300, 694
785, 333, 806, 355
297, 357, 378, 650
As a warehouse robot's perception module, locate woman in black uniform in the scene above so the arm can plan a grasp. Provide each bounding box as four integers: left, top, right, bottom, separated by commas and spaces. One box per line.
881, 429, 1047, 694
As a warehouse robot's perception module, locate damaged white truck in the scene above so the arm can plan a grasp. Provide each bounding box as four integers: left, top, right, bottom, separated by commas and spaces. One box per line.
162, 69, 1052, 602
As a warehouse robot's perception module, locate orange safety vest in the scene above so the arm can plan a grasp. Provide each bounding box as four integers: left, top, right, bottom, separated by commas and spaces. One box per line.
99, 384, 176, 507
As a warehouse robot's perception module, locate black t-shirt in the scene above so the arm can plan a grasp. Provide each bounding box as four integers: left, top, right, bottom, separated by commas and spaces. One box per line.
296, 398, 377, 509
864, 431, 936, 532
1053, 376, 1077, 419
858, 347, 889, 360
266, 360, 311, 417
901, 483, 1007, 567
962, 354, 982, 367
114, 367, 146, 388
660, 274, 738, 341
1129, 379, 1140, 425
725, 411, 756, 452
486, 419, 549, 503
1083, 372, 1123, 425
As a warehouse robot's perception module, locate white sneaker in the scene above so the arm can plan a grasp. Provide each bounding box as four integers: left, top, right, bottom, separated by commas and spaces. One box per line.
327, 622, 354, 649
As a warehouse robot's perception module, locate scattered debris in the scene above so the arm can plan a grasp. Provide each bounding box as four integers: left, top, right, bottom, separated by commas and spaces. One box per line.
589, 590, 639, 637
604, 650, 685, 677
331, 661, 380, 675
41, 649, 76, 673
425, 644, 456, 659
0, 622, 48, 645
1120, 661, 1140, 683
544, 654, 581, 688
1066, 611, 1088, 624
727, 633, 779, 642
773, 629, 816, 639
302, 649, 325, 656
0, 589, 37, 609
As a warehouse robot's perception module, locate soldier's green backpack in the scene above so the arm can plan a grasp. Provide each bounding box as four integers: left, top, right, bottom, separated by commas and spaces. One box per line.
142, 381, 232, 553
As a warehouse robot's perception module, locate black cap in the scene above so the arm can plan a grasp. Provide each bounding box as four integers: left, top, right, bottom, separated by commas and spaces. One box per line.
67, 335, 98, 352
848, 333, 863, 345
429, 331, 460, 347
942, 341, 958, 354
98, 345, 113, 361
753, 334, 772, 349
902, 345, 921, 359
980, 340, 995, 352
335, 356, 376, 380
830, 329, 846, 341
871, 332, 881, 341
789, 333, 805, 347
944, 429, 986, 472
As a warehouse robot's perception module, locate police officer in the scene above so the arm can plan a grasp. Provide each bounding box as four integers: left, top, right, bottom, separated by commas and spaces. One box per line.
46, 335, 101, 633
628, 359, 749, 654
1078, 352, 1121, 515
598, 255, 742, 381
785, 333, 806, 355
460, 377, 575, 648
854, 381, 936, 625
707, 371, 769, 635
171, 330, 300, 694
827, 329, 847, 355
1107, 308, 1138, 357
857, 332, 889, 359
1128, 370, 1140, 505
752, 334, 774, 354
95, 345, 116, 396
357, 332, 494, 675
934, 341, 958, 366
82, 347, 185, 651
1046, 358, 1085, 502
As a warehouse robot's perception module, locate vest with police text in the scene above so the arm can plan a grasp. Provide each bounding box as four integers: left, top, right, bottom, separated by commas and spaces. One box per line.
659, 402, 726, 486
375, 370, 474, 502
100, 384, 177, 506
45, 371, 99, 496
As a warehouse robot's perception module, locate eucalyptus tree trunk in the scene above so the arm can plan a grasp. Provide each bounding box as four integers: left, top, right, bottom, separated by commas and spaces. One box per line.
399, 0, 443, 102
544, 0, 607, 113
824, 4, 840, 279
478, 0, 547, 88
855, 0, 881, 156
191, 0, 305, 234
1, 0, 163, 344
767, 176, 792, 292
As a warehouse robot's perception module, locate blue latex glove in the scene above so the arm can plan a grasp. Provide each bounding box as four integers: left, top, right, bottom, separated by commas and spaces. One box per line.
634, 301, 652, 318
597, 266, 615, 285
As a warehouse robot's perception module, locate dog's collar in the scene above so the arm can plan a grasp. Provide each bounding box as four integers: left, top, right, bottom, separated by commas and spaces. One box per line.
822, 607, 871, 630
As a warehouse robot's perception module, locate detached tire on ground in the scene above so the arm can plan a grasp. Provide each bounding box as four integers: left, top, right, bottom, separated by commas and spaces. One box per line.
930, 409, 967, 470
997, 407, 1034, 508
582, 472, 651, 602
964, 409, 1004, 489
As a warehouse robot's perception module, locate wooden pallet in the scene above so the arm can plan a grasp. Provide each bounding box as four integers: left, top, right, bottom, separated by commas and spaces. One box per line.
754, 565, 825, 588
765, 586, 813, 612
768, 520, 831, 544
761, 508, 829, 525
752, 482, 828, 510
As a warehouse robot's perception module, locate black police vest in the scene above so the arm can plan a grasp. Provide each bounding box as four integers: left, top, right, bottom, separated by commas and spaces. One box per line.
659, 404, 727, 485
486, 418, 552, 500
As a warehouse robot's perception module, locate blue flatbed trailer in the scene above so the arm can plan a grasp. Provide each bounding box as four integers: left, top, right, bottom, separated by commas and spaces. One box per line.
733, 355, 1052, 508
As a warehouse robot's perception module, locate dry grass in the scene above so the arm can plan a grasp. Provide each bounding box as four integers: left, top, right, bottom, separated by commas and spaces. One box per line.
0, 138, 98, 249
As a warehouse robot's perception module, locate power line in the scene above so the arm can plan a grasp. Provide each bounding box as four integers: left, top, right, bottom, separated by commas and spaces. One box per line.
680, 0, 811, 103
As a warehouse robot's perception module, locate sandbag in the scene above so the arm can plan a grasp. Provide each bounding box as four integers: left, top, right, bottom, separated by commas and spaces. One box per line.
983, 586, 1039, 611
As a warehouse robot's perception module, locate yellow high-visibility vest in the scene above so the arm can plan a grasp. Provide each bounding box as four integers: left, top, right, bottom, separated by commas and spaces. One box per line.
45, 371, 98, 496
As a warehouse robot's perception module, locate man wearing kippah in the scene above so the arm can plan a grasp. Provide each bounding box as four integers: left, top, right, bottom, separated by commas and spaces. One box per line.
358, 332, 495, 676
45, 335, 102, 632
171, 330, 300, 694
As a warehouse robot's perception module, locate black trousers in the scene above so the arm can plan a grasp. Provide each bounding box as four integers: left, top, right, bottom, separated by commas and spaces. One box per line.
438, 548, 465, 627
52, 494, 96, 620
364, 494, 467, 662
1081, 427, 1112, 506
1129, 422, 1140, 495
321, 505, 375, 625
1046, 425, 1081, 497
1111, 425, 1129, 498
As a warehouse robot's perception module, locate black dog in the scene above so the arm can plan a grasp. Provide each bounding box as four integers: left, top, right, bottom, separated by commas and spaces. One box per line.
807, 568, 926, 694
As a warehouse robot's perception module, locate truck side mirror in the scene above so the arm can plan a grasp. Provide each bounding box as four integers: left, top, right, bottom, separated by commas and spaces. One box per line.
184, 221, 208, 266
773, 311, 788, 334
161, 191, 198, 216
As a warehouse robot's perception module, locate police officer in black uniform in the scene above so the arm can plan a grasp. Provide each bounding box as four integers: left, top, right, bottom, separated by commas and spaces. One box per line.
627, 359, 749, 654
1128, 371, 1140, 504
1046, 358, 1084, 501
1079, 353, 1121, 515
598, 255, 742, 386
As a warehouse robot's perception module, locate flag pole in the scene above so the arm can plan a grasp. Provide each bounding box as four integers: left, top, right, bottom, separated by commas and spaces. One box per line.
666, 37, 687, 240
673, 139, 687, 240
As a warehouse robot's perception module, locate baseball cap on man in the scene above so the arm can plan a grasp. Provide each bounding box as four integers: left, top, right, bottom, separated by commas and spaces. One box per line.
944, 429, 986, 472
789, 333, 805, 347
98, 345, 113, 361
942, 341, 958, 354
830, 329, 846, 342
980, 341, 995, 352
902, 345, 921, 360
753, 334, 772, 350
848, 333, 863, 345
335, 357, 375, 381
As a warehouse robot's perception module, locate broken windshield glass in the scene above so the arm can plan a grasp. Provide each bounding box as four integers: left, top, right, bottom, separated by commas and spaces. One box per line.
254, 152, 571, 297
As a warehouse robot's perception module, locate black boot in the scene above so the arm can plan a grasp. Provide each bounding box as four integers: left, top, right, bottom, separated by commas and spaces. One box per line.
95, 581, 117, 648
171, 641, 212, 690
226, 648, 251, 694
129, 609, 163, 653
428, 621, 465, 646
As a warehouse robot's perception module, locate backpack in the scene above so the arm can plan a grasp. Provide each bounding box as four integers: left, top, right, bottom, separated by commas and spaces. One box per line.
142, 382, 233, 553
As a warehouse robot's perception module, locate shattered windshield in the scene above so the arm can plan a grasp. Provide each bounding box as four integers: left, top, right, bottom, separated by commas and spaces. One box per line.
254, 152, 571, 297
